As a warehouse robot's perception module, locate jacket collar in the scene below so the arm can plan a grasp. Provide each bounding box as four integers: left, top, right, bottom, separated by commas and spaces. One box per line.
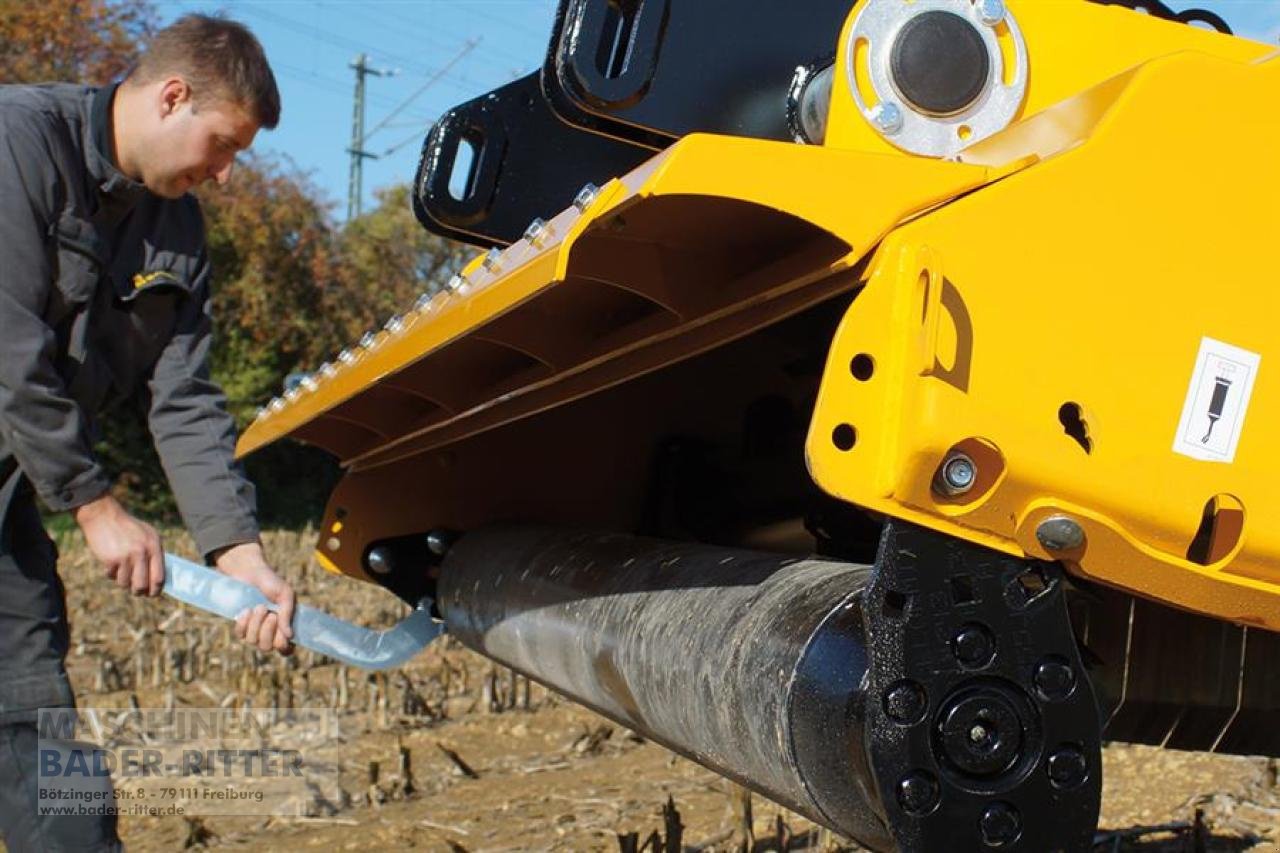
86, 83, 148, 207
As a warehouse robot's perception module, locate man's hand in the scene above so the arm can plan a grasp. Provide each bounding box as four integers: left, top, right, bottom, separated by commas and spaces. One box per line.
214, 542, 295, 655
73, 494, 165, 596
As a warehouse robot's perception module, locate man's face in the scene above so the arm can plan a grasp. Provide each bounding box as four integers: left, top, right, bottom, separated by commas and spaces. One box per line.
141, 81, 260, 198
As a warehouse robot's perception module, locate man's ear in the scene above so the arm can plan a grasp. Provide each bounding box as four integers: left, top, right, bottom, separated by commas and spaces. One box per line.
158, 77, 193, 117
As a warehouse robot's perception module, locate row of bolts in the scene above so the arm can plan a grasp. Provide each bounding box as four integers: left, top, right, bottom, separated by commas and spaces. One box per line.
257, 182, 605, 420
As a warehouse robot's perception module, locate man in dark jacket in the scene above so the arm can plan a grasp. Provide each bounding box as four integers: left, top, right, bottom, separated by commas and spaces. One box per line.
0, 15, 295, 850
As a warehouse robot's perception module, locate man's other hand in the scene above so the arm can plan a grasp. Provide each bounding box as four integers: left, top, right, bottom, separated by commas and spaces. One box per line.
73, 494, 165, 596
213, 542, 295, 655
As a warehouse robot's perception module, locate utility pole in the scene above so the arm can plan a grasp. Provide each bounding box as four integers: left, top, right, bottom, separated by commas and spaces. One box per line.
347, 53, 393, 221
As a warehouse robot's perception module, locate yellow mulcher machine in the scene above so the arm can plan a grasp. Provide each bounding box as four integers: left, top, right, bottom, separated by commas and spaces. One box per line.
232, 0, 1280, 848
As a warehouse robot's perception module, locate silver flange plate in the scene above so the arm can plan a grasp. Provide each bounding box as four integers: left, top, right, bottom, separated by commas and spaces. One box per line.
846, 0, 1029, 158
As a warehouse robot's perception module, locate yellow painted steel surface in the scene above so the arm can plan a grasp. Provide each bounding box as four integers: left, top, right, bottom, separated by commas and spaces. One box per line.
237, 137, 992, 462
238, 0, 1280, 627
808, 51, 1280, 629
825, 0, 1269, 156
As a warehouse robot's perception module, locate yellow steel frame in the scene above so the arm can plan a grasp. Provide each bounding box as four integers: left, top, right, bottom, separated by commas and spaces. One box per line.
239, 0, 1280, 627
809, 49, 1280, 629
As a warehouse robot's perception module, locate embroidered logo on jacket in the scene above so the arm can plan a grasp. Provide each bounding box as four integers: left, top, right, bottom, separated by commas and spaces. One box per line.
131, 270, 182, 290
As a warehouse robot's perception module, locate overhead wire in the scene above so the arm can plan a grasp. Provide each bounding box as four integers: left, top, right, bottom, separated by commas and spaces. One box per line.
378, 61, 537, 158
364, 39, 480, 140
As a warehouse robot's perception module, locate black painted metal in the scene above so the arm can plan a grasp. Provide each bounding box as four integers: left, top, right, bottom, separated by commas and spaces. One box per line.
439, 525, 893, 849
414, 0, 860, 247
438, 522, 1103, 852
889, 11, 990, 117
860, 522, 1101, 852
543, 0, 858, 144
412, 73, 652, 247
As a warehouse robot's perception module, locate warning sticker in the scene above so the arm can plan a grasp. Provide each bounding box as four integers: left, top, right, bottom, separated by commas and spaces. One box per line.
1172, 337, 1260, 463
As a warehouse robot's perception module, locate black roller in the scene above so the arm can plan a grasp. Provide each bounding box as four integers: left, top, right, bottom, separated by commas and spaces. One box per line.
438, 522, 1103, 851
440, 525, 893, 848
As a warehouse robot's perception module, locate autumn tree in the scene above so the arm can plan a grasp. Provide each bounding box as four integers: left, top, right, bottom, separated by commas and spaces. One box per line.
336, 183, 468, 334
0, 0, 154, 84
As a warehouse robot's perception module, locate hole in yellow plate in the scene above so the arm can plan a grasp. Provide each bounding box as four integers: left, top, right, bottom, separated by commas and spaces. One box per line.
1186, 494, 1245, 566
832, 423, 857, 451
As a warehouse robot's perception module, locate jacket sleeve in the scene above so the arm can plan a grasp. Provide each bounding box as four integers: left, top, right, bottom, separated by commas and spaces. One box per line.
147, 249, 261, 559
0, 110, 113, 511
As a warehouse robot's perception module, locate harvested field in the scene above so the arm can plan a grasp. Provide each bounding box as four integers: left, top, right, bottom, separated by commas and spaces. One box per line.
10, 529, 1278, 852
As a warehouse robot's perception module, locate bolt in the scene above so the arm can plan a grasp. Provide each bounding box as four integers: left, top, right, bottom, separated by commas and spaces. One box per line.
325, 537, 340, 552
319, 362, 337, 378
366, 547, 394, 576
337, 349, 356, 365
523, 218, 548, 246
884, 680, 927, 725
284, 387, 300, 401
979, 802, 1021, 847
976, 0, 1006, 26
934, 452, 977, 497
269, 397, 286, 411
1047, 746, 1088, 789
952, 624, 996, 668
426, 529, 453, 557
1034, 658, 1077, 701
359, 331, 378, 350
939, 694, 1022, 776
413, 292, 432, 312
254, 407, 267, 420
573, 183, 599, 212
896, 771, 939, 816
384, 314, 405, 334
482, 247, 502, 273
868, 102, 904, 136
301, 375, 320, 392
447, 274, 469, 294
1036, 516, 1085, 551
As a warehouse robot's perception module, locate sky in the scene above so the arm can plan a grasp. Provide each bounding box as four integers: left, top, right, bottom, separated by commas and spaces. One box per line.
155, 1, 1280, 224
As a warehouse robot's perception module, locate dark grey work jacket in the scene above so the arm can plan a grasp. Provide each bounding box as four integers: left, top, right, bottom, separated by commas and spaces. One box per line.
0, 83, 259, 558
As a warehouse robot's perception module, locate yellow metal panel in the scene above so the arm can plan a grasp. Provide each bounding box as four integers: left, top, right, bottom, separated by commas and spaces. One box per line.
825, 0, 1270, 157
808, 51, 1280, 628
237, 135, 992, 460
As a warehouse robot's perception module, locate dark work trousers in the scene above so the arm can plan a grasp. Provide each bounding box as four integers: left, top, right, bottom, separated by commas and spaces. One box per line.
0, 470, 122, 851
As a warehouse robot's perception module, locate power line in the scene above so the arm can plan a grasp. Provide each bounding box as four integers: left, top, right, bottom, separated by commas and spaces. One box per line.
276, 62, 401, 109
364, 39, 479, 141
238, 4, 439, 78
379, 59, 539, 158
365, 3, 539, 67
438, 1, 550, 40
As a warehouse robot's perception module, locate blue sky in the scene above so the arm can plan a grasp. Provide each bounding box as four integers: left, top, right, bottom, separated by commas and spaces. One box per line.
156, 1, 1280, 223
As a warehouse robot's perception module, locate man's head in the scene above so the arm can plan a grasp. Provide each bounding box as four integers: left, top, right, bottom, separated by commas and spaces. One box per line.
114, 15, 280, 198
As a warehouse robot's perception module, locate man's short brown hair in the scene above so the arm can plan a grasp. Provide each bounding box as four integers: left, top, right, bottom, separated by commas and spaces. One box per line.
129, 14, 281, 129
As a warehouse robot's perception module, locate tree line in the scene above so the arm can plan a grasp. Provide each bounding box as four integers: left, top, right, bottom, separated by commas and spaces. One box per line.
3, 0, 467, 525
